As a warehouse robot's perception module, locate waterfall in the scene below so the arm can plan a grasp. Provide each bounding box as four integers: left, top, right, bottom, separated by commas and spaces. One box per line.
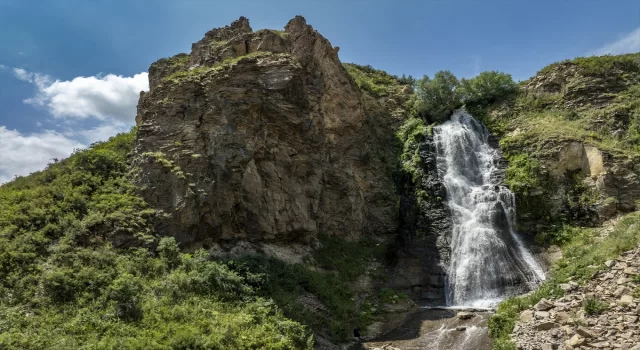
434, 110, 545, 308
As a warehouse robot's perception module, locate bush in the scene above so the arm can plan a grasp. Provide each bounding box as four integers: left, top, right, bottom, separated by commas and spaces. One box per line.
582, 297, 608, 315
414, 70, 461, 121
108, 273, 143, 321
157, 236, 180, 268
504, 154, 543, 196
460, 71, 518, 109
0, 129, 313, 349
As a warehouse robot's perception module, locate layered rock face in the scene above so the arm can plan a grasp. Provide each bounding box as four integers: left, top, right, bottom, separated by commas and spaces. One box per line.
133, 17, 399, 246
487, 57, 640, 233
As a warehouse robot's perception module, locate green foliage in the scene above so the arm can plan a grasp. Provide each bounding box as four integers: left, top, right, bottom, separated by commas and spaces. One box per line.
397, 117, 427, 183
377, 288, 408, 304
582, 297, 608, 315
459, 71, 518, 110
108, 273, 143, 321
142, 151, 186, 179
535, 224, 585, 246
165, 51, 279, 83
413, 70, 518, 122
161, 53, 191, 69
0, 130, 313, 349
414, 70, 461, 121
492, 338, 517, 350
538, 53, 640, 77
343, 63, 408, 97
504, 154, 543, 196
157, 236, 180, 268
230, 235, 388, 342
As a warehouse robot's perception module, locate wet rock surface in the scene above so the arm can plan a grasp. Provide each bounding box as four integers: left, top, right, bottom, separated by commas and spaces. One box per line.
361, 308, 492, 350
512, 247, 640, 349
388, 133, 451, 305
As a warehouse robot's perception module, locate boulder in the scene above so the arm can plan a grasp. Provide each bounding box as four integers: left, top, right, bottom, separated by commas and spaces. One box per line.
457, 311, 475, 320
535, 321, 559, 331
535, 298, 555, 311
520, 310, 534, 322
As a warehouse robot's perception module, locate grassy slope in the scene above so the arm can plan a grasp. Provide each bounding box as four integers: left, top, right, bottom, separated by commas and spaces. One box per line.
0, 130, 394, 348
0, 63, 418, 349
0, 130, 313, 349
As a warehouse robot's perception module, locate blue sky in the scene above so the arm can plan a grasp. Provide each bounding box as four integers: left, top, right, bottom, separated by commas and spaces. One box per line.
1, 0, 639, 183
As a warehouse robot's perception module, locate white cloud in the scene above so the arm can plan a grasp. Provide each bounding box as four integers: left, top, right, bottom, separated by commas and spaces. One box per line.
13, 67, 35, 82
68, 123, 131, 145
594, 27, 640, 56
0, 127, 85, 184
17, 69, 148, 123
1, 69, 149, 185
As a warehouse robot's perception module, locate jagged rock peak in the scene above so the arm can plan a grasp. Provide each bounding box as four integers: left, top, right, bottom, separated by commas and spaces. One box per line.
199, 16, 253, 43
133, 15, 400, 247
147, 15, 343, 90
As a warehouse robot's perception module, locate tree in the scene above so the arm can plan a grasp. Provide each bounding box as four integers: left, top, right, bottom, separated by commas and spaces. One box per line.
414, 70, 462, 122
459, 71, 518, 109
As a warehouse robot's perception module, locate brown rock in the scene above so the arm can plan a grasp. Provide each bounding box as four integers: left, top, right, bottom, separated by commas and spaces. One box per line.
620, 295, 634, 304
554, 311, 571, 324
520, 310, 534, 322
457, 311, 475, 320
536, 321, 559, 331
625, 315, 638, 323
133, 16, 401, 247
535, 298, 555, 311
576, 326, 596, 338
536, 311, 550, 319
566, 334, 585, 347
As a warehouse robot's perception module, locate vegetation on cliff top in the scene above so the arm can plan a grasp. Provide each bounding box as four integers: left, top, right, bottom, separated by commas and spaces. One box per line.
413, 70, 518, 122
343, 63, 414, 98
536, 52, 640, 77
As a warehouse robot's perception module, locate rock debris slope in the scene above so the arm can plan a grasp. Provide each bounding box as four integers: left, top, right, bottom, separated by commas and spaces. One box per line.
513, 247, 640, 350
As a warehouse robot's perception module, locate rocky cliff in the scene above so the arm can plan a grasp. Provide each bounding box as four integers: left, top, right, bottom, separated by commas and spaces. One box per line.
133, 17, 402, 248
483, 54, 640, 237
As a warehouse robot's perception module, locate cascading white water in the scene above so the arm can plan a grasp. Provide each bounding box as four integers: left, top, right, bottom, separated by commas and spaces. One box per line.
435, 110, 545, 308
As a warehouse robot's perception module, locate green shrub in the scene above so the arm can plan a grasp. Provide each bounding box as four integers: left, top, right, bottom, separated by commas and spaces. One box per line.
397, 117, 427, 182
414, 70, 461, 121
157, 236, 180, 268
460, 71, 518, 109
504, 154, 543, 196
343, 63, 400, 97
582, 297, 608, 315
108, 273, 143, 321
0, 129, 313, 349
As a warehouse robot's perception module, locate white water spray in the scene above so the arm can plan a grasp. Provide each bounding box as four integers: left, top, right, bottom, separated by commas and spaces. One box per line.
435, 110, 545, 308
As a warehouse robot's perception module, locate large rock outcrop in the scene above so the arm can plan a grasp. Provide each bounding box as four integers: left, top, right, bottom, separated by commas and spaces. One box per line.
486, 54, 640, 233
132, 17, 399, 246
